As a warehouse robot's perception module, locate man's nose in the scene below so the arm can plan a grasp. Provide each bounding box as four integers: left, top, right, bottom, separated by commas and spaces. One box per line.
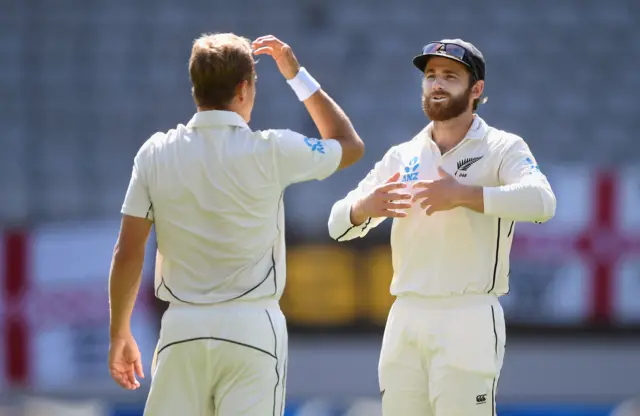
431, 81, 445, 91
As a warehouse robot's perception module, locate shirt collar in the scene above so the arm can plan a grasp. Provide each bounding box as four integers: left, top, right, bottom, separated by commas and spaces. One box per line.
187, 110, 250, 129
424, 114, 489, 141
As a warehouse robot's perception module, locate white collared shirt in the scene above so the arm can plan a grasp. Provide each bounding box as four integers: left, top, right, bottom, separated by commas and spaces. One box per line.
328, 116, 556, 298
121, 110, 342, 304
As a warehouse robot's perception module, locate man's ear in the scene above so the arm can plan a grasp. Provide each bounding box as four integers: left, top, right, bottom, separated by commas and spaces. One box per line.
236, 80, 250, 102
472, 80, 485, 100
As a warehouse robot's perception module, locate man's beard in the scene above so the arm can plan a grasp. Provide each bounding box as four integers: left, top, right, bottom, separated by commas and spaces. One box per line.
422, 87, 472, 121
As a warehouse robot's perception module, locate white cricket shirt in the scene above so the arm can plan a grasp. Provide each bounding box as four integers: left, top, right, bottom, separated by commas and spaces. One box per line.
121, 110, 342, 304
328, 115, 556, 298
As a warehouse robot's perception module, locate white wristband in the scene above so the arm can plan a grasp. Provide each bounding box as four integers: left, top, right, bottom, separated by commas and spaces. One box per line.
287, 67, 321, 101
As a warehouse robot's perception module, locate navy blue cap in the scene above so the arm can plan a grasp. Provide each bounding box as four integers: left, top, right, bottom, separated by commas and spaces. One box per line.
413, 39, 485, 81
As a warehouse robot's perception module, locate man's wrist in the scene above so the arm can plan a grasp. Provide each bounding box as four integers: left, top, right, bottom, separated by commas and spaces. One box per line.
455, 184, 484, 212
110, 323, 131, 340
349, 201, 368, 226
284, 64, 301, 81
287, 67, 321, 101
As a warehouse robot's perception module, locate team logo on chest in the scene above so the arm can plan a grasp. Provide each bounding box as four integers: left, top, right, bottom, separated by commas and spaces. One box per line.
401, 157, 420, 182
455, 156, 483, 177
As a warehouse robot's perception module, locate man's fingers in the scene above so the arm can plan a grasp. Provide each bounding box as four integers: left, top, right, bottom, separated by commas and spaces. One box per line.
252, 37, 285, 51
374, 202, 411, 218
110, 370, 124, 387
252, 46, 274, 56
425, 205, 440, 216
127, 369, 138, 385
111, 369, 135, 390
135, 360, 145, 379
412, 180, 434, 189
384, 192, 412, 202
412, 189, 430, 203
377, 173, 406, 192
253, 35, 279, 44
383, 210, 408, 218
123, 377, 137, 390
383, 201, 412, 210
378, 182, 407, 193
252, 36, 276, 46
385, 172, 401, 183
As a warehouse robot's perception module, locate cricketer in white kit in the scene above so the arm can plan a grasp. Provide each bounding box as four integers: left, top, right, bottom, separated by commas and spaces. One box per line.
328, 39, 556, 415
107, 33, 364, 416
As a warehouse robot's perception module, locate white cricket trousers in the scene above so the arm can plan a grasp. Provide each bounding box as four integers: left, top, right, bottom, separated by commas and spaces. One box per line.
143, 299, 287, 416
379, 293, 506, 416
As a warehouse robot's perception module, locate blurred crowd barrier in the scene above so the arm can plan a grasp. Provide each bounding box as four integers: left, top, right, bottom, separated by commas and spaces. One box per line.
0, 396, 631, 416
0, 397, 106, 416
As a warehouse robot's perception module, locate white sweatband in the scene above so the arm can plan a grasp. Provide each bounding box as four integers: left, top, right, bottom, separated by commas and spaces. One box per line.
287, 67, 321, 101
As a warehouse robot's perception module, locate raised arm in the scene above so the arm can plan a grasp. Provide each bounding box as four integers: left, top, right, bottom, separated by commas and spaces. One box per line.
253, 35, 364, 172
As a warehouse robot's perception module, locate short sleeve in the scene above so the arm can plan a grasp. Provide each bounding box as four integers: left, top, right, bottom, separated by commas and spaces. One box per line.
270, 129, 342, 187
121, 147, 154, 220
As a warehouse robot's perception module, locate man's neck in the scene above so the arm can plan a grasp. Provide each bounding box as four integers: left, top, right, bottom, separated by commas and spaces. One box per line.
197, 106, 221, 112
431, 112, 475, 154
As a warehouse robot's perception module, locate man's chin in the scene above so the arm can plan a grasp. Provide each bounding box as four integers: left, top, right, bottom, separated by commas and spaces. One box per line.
427, 115, 450, 122
424, 107, 452, 121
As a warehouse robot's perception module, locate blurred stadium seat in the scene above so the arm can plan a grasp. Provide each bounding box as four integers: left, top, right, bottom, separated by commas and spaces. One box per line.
343, 398, 383, 416
363, 246, 394, 326
22, 397, 106, 416
3, 0, 639, 224
283, 245, 358, 326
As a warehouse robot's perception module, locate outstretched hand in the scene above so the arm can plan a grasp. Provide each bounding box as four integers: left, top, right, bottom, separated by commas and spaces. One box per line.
351, 172, 413, 225
411, 167, 464, 215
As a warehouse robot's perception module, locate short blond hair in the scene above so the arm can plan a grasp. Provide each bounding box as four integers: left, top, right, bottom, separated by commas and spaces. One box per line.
189, 33, 255, 109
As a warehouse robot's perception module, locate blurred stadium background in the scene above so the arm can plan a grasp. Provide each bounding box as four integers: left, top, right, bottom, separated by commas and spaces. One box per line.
2, 0, 640, 414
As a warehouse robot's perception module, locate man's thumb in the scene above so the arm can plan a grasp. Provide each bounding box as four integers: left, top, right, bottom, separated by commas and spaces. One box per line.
386, 172, 401, 183
135, 359, 145, 379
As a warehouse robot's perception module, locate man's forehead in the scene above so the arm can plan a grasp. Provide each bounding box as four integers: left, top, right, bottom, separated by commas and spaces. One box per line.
424, 57, 468, 73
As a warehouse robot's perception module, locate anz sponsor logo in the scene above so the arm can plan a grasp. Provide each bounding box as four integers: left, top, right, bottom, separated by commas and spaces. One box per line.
304, 137, 326, 154
401, 157, 420, 182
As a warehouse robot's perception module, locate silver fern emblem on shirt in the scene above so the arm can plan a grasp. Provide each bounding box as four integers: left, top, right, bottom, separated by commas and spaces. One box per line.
455, 156, 483, 177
